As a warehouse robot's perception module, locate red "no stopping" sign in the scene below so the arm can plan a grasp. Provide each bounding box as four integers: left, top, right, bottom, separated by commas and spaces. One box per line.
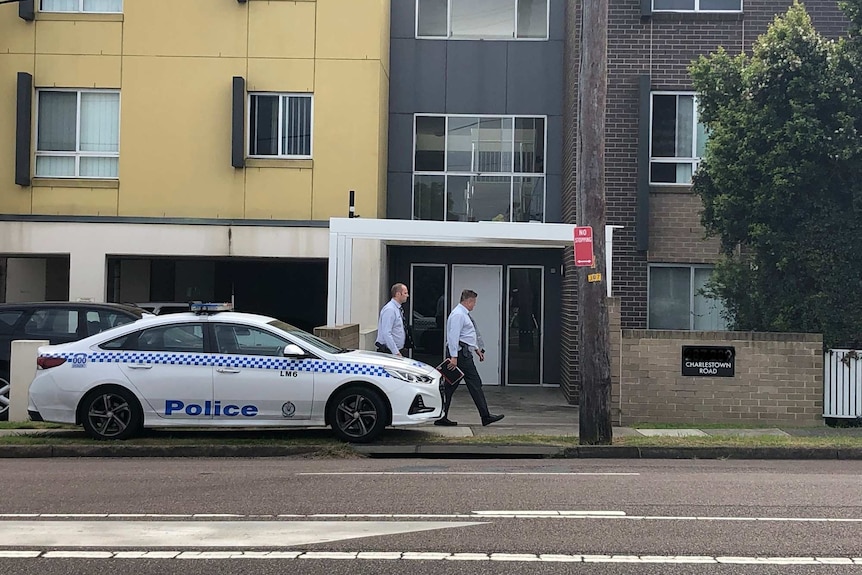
574, 226, 594, 267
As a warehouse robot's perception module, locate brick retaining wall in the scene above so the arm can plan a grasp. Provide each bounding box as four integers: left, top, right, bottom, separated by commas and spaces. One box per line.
618, 330, 823, 426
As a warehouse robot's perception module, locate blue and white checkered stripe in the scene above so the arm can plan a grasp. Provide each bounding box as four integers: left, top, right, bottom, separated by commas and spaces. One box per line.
46, 352, 391, 378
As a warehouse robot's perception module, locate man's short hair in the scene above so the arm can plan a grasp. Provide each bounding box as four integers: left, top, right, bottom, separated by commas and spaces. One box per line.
460, 289, 478, 302
391, 283, 407, 298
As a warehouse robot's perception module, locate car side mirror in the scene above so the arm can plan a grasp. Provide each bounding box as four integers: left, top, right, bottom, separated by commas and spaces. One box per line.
283, 344, 306, 358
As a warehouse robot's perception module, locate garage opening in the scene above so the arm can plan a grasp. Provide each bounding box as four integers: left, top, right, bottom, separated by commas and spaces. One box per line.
0, 256, 70, 303
107, 257, 327, 332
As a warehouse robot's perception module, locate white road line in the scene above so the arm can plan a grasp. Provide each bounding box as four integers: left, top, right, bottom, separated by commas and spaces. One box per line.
2, 550, 862, 564
2, 512, 862, 523
474, 510, 627, 516
296, 472, 640, 476
113, 552, 181, 559
43, 551, 114, 559
0, 551, 40, 558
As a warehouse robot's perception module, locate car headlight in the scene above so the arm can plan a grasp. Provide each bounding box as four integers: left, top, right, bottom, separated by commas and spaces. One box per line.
385, 368, 434, 384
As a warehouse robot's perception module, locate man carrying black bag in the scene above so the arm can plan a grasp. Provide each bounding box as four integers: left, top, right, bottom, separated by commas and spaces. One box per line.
436, 289, 504, 427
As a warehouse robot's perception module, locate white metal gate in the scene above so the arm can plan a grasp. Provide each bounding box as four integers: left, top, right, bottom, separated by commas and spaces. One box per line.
824, 349, 862, 420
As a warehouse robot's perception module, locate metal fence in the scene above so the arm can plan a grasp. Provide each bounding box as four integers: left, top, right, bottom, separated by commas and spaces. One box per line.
824, 349, 862, 420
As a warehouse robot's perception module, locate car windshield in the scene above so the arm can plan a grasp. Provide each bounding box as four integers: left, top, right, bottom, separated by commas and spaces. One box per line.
267, 320, 348, 354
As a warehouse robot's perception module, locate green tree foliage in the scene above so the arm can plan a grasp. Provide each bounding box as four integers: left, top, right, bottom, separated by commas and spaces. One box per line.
690, 2, 862, 347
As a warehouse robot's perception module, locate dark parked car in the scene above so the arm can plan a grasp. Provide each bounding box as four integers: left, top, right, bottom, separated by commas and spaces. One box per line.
0, 302, 146, 420
132, 302, 191, 315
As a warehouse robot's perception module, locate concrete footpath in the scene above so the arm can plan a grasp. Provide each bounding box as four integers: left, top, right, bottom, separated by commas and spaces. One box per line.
2, 387, 862, 460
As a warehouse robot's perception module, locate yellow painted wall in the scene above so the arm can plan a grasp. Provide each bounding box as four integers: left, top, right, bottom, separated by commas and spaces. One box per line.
0, 0, 390, 221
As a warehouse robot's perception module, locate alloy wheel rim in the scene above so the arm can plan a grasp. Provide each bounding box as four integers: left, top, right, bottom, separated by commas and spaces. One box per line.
87, 393, 131, 438
0, 378, 9, 415
335, 394, 378, 438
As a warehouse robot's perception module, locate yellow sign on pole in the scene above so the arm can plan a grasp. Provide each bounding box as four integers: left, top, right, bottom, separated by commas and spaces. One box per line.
588, 273, 602, 283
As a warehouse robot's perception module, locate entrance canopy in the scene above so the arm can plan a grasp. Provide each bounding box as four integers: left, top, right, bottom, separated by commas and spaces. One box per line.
327, 218, 620, 324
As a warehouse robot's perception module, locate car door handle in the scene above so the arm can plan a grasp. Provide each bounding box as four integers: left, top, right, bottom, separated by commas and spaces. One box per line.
216, 368, 241, 374
128, 364, 153, 370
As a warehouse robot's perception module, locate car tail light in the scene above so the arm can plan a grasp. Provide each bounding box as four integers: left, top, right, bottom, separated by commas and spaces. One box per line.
37, 356, 66, 369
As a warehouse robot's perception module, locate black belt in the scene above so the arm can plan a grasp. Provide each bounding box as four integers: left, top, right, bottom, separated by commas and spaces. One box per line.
460, 342, 484, 353
377, 343, 406, 354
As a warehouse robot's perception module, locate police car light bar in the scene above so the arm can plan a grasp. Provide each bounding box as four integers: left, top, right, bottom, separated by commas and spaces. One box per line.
190, 302, 234, 314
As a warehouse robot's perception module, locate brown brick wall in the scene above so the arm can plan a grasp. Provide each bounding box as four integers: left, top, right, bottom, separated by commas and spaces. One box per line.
313, 324, 360, 350
619, 330, 824, 425
648, 191, 722, 263
560, 0, 580, 402
609, 297, 622, 424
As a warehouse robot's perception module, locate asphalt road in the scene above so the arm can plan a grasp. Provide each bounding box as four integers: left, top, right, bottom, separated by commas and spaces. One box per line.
1, 458, 861, 574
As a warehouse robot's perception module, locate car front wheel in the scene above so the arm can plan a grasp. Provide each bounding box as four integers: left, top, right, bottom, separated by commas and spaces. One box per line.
0, 377, 9, 421
80, 387, 142, 440
329, 386, 388, 443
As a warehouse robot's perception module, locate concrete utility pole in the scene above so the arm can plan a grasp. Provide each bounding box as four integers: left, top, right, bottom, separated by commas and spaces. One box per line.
576, 0, 613, 444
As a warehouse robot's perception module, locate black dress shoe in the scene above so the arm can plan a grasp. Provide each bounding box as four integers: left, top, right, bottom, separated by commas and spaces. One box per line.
482, 414, 504, 426
434, 418, 458, 426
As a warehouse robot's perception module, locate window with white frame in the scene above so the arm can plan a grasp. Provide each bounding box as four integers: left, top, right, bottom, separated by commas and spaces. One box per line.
650, 93, 707, 184
36, 90, 120, 179
652, 0, 741, 12
248, 94, 312, 158
416, 0, 549, 40
413, 114, 546, 222
648, 265, 729, 330
41, 0, 123, 13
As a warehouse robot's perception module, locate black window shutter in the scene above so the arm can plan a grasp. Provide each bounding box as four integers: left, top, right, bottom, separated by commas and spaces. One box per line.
15, 72, 33, 187
232, 76, 245, 168
19, 0, 35, 21
636, 74, 651, 252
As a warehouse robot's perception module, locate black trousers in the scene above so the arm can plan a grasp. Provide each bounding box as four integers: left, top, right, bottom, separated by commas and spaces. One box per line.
441, 346, 490, 420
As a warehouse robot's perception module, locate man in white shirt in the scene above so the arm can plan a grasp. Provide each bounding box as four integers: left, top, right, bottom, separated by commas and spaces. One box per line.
436, 289, 504, 427
375, 283, 410, 356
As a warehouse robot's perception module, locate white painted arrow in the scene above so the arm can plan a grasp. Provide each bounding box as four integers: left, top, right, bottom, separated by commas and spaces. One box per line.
2, 520, 485, 548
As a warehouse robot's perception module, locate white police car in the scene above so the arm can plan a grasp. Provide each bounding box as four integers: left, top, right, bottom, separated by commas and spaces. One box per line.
27, 303, 443, 442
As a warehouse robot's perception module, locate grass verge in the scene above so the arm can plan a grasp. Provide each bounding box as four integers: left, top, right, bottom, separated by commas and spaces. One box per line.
0, 421, 71, 430
631, 422, 790, 429
431, 433, 862, 448
3, 431, 862, 450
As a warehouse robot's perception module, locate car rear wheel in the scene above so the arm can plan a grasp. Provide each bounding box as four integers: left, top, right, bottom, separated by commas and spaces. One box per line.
329, 386, 388, 443
0, 377, 9, 421
80, 387, 142, 440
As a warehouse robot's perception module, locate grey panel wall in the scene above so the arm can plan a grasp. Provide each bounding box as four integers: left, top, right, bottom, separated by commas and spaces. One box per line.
445, 42, 509, 114
387, 113, 415, 173
389, 39, 447, 113
506, 41, 564, 115
387, 172, 414, 220
388, 0, 565, 222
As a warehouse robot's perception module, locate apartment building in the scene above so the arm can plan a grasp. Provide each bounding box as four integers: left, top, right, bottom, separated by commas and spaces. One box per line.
0, 0, 390, 331
556, 0, 846, 398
